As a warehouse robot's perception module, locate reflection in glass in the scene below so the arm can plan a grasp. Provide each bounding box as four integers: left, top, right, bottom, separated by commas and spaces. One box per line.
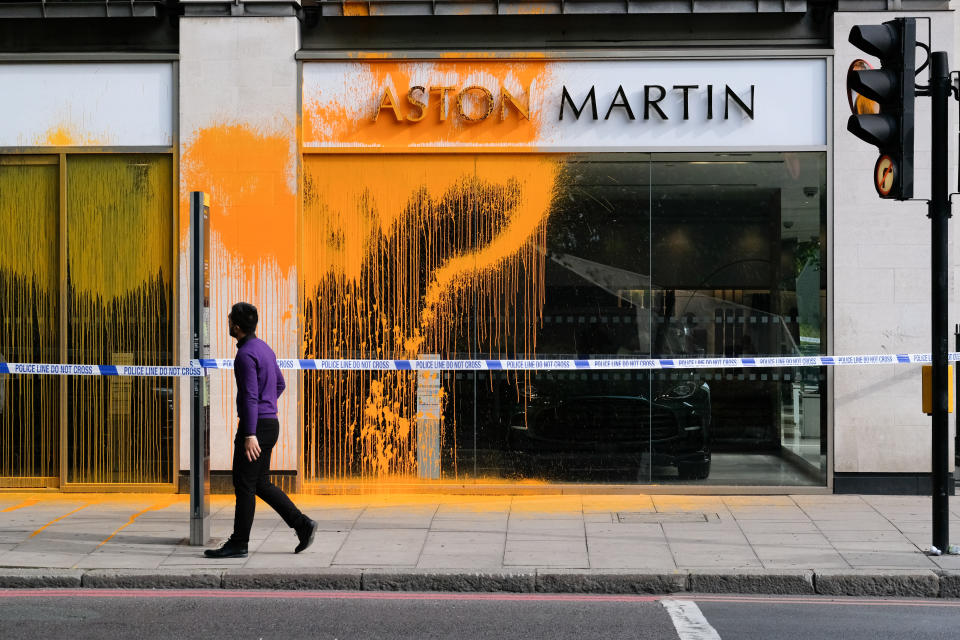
651, 153, 827, 484
299, 152, 828, 486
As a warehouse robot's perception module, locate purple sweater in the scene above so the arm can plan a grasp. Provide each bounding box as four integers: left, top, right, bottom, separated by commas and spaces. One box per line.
234, 335, 285, 436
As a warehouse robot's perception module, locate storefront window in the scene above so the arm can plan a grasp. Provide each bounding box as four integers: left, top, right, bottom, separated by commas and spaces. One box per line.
300, 151, 827, 486
1, 154, 175, 487
65, 155, 175, 485
0, 158, 60, 485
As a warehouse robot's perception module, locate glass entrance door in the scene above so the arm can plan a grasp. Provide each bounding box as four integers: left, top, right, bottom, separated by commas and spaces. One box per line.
65, 155, 175, 487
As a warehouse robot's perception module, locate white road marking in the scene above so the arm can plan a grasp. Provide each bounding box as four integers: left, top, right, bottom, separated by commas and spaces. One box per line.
661, 599, 722, 640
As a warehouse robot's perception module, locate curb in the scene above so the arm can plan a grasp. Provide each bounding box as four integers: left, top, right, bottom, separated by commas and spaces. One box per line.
0, 568, 957, 597
689, 569, 815, 595
362, 569, 535, 592
0, 569, 83, 588
535, 570, 685, 594
82, 569, 223, 589
223, 568, 361, 591
813, 569, 940, 598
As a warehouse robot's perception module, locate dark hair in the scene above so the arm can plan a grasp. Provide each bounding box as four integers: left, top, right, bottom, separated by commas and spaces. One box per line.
229, 302, 258, 335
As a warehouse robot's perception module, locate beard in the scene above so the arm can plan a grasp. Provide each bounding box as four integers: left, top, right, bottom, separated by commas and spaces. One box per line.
229, 325, 238, 338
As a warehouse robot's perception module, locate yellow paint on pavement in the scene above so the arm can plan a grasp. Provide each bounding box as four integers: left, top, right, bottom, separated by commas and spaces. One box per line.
1, 498, 40, 512
30, 502, 96, 538
96, 500, 178, 548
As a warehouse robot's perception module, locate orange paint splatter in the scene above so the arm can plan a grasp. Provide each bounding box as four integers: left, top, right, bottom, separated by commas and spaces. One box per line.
300, 154, 563, 481
35, 124, 106, 146
181, 123, 298, 466
302, 61, 554, 151
180, 124, 296, 267
342, 1, 370, 16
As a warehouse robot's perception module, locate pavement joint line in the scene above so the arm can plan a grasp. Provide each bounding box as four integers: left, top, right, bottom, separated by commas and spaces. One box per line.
500, 496, 513, 569
724, 497, 764, 569
578, 496, 589, 570
412, 503, 441, 569
792, 494, 854, 570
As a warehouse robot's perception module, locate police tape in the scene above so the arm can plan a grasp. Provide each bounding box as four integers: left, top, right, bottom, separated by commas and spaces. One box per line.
0, 363, 204, 377
2, 353, 959, 376
204, 353, 960, 371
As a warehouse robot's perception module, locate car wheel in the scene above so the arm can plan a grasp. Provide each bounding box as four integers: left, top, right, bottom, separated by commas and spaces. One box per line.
678, 459, 710, 480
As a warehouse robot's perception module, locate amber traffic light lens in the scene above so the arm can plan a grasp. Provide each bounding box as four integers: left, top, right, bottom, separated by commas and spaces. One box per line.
847, 59, 881, 115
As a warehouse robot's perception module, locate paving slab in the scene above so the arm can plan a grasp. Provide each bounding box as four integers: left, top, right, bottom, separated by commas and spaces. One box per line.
0, 492, 958, 597
504, 539, 588, 568
840, 551, 938, 569
332, 528, 428, 566
750, 545, 849, 570
430, 518, 510, 532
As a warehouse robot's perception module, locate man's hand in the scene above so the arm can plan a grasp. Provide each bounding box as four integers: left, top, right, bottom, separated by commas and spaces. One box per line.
244, 435, 261, 462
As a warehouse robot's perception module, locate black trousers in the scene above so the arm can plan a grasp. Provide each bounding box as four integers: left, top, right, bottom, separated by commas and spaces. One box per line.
231, 417, 306, 545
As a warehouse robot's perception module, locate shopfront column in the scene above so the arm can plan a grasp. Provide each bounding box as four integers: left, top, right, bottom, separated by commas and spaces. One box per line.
831, 9, 958, 493
178, 9, 301, 483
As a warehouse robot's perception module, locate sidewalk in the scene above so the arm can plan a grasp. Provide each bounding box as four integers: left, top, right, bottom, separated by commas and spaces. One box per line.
2, 492, 960, 597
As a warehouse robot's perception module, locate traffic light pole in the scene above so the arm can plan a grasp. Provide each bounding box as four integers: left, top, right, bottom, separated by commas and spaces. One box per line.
928, 51, 951, 554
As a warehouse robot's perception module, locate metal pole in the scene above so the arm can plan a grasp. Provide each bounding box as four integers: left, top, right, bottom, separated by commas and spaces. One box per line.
189, 191, 211, 546
929, 51, 951, 553
955, 324, 960, 470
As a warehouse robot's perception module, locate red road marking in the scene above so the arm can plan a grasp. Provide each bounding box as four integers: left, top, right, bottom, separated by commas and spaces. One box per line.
0, 589, 660, 602
689, 595, 960, 608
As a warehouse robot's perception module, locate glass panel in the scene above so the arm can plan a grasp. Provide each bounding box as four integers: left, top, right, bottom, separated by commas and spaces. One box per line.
65, 155, 174, 484
650, 152, 827, 485
300, 155, 479, 480
299, 154, 577, 482
470, 153, 654, 482
299, 152, 827, 487
0, 159, 60, 482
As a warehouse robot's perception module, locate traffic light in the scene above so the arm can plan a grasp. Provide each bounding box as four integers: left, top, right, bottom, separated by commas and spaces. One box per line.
846, 18, 916, 200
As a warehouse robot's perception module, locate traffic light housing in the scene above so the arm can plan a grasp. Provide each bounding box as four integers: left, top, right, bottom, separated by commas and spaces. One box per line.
847, 18, 916, 200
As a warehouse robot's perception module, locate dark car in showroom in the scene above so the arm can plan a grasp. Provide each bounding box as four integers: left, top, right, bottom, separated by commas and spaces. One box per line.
506, 371, 712, 481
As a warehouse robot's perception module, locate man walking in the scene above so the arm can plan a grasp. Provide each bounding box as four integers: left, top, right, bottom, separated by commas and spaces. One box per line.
205, 302, 317, 558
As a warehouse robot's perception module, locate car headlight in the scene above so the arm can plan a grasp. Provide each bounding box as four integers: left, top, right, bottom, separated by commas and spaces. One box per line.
658, 381, 698, 400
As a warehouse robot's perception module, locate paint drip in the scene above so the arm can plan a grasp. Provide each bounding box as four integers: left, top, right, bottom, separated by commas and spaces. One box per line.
0, 161, 60, 481
300, 154, 562, 481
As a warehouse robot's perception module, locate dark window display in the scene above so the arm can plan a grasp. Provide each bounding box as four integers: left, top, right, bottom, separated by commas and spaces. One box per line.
300, 152, 827, 486
456, 152, 827, 485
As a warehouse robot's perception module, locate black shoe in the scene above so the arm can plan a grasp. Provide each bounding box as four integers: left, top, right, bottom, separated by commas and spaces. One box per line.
294, 519, 318, 554
204, 540, 248, 559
